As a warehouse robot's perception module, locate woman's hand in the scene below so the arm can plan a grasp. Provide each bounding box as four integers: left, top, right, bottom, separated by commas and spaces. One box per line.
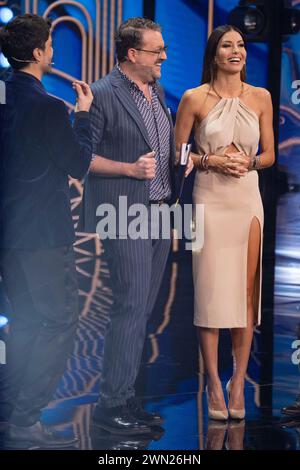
208, 152, 248, 178
185, 156, 194, 177
225, 150, 251, 176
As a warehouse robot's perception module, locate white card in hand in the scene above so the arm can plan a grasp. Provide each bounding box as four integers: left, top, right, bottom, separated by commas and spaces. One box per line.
180, 143, 192, 165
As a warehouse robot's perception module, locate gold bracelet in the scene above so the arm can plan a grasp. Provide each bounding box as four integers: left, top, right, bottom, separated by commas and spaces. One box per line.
250, 155, 262, 170
196, 154, 204, 170
197, 153, 209, 172
202, 154, 209, 171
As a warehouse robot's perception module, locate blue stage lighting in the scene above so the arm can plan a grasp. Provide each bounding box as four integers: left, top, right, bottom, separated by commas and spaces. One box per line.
0, 315, 8, 328
0, 7, 14, 24
0, 53, 9, 68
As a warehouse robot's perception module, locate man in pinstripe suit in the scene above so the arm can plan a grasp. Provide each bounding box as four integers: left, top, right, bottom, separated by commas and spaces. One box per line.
80, 18, 193, 435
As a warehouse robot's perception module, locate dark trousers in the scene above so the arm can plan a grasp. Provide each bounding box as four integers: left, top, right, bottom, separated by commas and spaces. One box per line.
98, 211, 171, 408
0, 245, 79, 426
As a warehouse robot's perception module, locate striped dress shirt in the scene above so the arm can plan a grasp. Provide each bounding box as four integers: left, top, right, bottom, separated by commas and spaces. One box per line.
117, 65, 171, 200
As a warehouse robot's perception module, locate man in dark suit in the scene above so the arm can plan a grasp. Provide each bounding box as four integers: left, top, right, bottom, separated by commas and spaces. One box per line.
80, 17, 193, 435
0, 14, 93, 448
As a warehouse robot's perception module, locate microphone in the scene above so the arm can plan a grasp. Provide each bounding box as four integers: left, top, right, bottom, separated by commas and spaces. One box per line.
11, 56, 54, 66
11, 56, 37, 64
137, 62, 160, 67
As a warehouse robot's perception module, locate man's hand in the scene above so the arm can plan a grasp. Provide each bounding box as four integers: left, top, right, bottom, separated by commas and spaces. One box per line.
129, 151, 156, 180
73, 80, 93, 112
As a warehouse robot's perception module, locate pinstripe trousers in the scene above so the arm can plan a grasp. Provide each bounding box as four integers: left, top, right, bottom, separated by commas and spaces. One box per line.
98, 208, 171, 408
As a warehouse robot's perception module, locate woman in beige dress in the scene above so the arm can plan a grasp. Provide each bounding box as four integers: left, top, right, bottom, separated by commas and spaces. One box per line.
175, 25, 275, 420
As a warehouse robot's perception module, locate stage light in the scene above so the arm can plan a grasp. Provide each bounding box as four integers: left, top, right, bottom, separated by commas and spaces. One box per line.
229, 2, 268, 42
0, 7, 14, 24
243, 7, 265, 34
229, 1, 300, 42
0, 315, 8, 328
0, 53, 9, 68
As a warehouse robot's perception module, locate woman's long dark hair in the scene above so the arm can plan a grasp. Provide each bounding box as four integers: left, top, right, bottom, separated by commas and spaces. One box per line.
201, 25, 247, 85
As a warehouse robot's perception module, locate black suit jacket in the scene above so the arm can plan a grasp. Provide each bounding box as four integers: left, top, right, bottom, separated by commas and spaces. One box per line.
79, 66, 176, 234
0, 71, 92, 249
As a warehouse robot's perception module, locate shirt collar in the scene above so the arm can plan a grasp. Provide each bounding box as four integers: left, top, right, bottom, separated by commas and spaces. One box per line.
116, 63, 157, 95
9, 71, 46, 92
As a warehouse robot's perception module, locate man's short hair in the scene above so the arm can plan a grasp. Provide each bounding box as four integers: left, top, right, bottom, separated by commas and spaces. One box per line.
0, 14, 52, 70
115, 17, 161, 63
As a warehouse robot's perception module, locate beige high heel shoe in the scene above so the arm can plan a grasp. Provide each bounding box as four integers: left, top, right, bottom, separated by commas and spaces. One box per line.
206, 386, 229, 421
226, 379, 246, 420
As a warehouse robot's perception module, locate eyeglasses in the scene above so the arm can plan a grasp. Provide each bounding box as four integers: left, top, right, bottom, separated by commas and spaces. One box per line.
135, 46, 168, 57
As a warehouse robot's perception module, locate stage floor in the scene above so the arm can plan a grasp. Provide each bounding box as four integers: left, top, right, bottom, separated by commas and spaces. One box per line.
1, 189, 300, 451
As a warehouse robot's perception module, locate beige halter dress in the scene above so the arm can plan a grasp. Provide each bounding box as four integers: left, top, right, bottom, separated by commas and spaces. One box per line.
193, 96, 263, 328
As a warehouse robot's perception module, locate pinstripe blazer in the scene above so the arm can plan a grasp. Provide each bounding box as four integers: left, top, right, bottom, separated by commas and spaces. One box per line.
79, 66, 176, 233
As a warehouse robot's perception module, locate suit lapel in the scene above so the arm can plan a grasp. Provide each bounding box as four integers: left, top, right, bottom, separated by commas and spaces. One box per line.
109, 67, 176, 166
110, 68, 152, 149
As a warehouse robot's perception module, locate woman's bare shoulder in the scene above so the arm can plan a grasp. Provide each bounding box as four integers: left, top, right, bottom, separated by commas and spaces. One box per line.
180, 84, 211, 111
243, 84, 272, 118
183, 83, 210, 98
244, 83, 271, 101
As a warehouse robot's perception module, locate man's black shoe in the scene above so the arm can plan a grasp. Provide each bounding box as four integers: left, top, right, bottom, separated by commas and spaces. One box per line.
92, 405, 152, 435
4, 421, 78, 449
127, 398, 164, 426
281, 395, 300, 417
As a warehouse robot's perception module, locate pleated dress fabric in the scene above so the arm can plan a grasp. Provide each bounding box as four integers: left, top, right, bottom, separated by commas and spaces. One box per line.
193, 97, 263, 328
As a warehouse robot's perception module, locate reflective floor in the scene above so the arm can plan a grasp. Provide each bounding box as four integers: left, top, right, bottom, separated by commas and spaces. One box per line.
1, 188, 300, 451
